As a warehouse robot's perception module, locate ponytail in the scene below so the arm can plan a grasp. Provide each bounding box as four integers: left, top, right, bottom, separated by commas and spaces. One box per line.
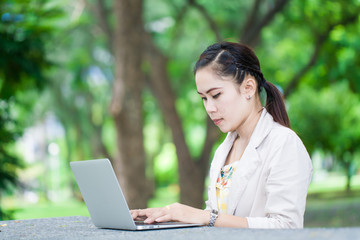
194, 41, 291, 128
263, 81, 291, 128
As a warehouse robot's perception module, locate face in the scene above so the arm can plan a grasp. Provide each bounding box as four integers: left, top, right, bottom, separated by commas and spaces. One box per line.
195, 66, 252, 133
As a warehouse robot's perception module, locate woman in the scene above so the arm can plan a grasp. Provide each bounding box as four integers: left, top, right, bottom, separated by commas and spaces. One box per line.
131, 42, 313, 228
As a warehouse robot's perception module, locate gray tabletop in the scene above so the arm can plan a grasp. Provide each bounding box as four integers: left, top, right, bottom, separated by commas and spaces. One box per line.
1, 216, 359, 240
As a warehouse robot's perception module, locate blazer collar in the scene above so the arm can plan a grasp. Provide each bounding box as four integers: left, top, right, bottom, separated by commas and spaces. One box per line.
208, 108, 276, 213
250, 108, 275, 148
227, 108, 275, 214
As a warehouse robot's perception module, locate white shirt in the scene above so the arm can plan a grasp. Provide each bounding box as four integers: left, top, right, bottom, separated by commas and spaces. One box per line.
205, 109, 313, 228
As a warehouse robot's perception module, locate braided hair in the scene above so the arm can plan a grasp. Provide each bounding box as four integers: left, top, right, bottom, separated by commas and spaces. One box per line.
194, 42, 290, 128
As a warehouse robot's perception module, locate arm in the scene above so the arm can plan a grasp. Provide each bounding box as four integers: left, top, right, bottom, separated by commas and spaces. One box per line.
247, 131, 312, 228
130, 202, 248, 227
131, 203, 209, 225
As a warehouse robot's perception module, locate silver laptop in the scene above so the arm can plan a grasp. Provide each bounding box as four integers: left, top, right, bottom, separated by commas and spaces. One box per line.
70, 159, 203, 230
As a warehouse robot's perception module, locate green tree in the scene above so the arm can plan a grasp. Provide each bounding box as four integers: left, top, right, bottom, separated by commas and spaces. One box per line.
288, 82, 360, 191
90, 0, 360, 207
0, 0, 63, 219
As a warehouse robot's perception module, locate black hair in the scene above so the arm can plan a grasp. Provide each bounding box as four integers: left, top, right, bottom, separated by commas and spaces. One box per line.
194, 42, 290, 128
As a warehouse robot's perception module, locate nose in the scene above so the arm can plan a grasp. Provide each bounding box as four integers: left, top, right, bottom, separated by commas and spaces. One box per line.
204, 99, 217, 113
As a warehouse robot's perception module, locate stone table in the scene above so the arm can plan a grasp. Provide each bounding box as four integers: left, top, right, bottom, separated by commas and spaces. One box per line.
1, 216, 359, 240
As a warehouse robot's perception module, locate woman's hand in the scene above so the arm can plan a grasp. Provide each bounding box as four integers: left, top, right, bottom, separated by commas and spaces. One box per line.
130, 202, 210, 225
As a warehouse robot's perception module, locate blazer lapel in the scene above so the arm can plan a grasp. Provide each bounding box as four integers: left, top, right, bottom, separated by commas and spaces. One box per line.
226, 143, 262, 214
226, 109, 274, 214
208, 132, 238, 210
207, 109, 275, 212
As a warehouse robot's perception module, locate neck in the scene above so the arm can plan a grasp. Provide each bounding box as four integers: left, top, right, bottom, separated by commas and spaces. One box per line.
236, 105, 263, 142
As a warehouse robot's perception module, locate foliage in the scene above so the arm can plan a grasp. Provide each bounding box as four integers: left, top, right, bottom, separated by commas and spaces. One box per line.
0, 0, 64, 99
0, 0, 63, 219
255, 0, 360, 94
288, 82, 360, 190
143, 0, 360, 194
0, 102, 23, 220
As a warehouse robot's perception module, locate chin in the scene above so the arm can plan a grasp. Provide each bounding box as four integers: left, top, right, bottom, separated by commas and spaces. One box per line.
217, 125, 231, 133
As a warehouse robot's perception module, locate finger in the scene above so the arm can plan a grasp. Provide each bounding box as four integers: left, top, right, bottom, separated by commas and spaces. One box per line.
155, 205, 174, 222
131, 211, 139, 220
130, 209, 143, 213
155, 214, 172, 223
130, 209, 147, 220
144, 212, 162, 223
135, 216, 147, 221
144, 217, 154, 224
144, 207, 170, 223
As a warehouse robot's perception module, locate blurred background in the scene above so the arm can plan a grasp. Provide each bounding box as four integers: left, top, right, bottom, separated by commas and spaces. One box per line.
0, 0, 359, 228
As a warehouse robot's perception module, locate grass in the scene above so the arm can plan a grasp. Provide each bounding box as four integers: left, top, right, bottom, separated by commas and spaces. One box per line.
4, 173, 360, 228
305, 174, 360, 227
5, 199, 89, 220
308, 172, 360, 193
305, 190, 360, 227
8, 185, 179, 220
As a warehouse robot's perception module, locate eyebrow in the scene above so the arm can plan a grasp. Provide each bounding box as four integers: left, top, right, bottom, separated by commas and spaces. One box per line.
197, 87, 221, 95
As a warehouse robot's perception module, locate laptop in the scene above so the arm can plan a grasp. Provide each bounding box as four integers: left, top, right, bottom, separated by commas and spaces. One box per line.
70, 159, 204, 230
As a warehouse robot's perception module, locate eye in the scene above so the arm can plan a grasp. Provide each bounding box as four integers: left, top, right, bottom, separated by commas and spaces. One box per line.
201, 97, 207, 101
213, 93, 221, 99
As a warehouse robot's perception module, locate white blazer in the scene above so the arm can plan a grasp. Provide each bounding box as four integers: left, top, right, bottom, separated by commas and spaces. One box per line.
205, 109, 313, 228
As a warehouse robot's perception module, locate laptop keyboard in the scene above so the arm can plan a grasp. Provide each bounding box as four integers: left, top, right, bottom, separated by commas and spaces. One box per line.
135, 221, 182, 226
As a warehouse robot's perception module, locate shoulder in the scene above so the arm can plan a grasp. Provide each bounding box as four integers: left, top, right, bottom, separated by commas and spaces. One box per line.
270, 123, 300, 142
265, 121, 303, 147
259, 121, 310, 161
253, 109, 307, 154
252, 109, 301, 149
259, 122, 312, 170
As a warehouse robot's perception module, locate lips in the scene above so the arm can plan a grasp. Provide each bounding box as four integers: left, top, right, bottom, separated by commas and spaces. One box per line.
212, 118, 222, 125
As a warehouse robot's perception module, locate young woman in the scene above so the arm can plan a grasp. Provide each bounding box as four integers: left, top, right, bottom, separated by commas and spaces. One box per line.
131, 42, 313, 228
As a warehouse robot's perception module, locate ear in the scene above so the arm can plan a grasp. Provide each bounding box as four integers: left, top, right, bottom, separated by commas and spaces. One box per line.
241, 76, 257, 99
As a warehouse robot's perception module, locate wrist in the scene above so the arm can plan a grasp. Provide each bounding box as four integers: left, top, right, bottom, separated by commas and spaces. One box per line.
200, 210, 212, 225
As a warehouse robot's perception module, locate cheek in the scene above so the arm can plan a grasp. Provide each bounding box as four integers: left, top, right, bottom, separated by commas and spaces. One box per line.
222, 94, 241, 112
223, 96, 247, 124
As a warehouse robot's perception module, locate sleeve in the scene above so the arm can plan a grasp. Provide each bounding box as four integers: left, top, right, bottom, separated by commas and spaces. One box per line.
204, 164, 214, 211
247, 131, 313, 229
204, 167, 215, 211
204, 191, 211, 211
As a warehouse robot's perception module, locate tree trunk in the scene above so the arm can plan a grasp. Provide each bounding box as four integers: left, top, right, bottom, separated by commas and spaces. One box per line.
143, 33, 218, 208
140, 0, 291, 208
110, 0, 150, 209
345, 161, 352, 193
346, 173, 351, 192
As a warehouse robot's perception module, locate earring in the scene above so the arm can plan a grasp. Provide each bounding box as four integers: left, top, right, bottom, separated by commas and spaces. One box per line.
247, 95, 251, 100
